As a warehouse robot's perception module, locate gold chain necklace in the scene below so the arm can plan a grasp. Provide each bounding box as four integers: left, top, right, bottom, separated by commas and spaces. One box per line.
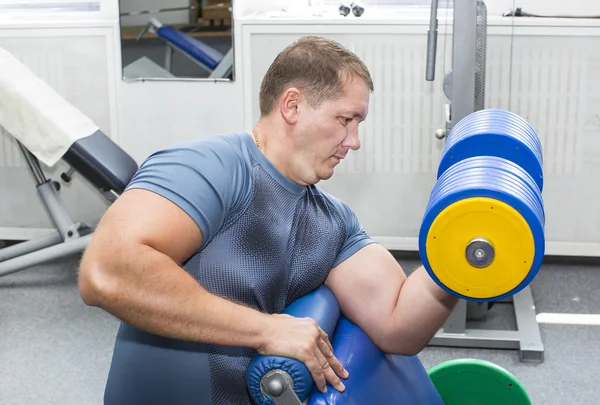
251, 128, 260, 149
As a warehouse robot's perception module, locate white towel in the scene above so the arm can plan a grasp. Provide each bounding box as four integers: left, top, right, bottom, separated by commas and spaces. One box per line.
0, 47, 99, 167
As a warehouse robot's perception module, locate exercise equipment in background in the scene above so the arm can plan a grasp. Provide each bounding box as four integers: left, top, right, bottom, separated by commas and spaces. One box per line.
0, 49, 139, 278
425, 0, 545, 363
246, 285, 532, 405
131, 17, 233, 79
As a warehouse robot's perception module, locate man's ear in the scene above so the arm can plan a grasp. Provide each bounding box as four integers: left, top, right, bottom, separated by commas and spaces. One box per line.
279, 87, 302, 125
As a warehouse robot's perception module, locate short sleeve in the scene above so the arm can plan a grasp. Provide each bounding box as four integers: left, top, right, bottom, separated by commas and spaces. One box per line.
332, 200, 376, 268
125, 136, 250, 247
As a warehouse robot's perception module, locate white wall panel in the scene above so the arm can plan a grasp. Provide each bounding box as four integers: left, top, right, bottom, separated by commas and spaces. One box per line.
241, 21, 600, 255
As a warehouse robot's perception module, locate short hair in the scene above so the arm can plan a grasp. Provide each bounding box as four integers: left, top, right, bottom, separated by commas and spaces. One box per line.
258, 36, 374, 116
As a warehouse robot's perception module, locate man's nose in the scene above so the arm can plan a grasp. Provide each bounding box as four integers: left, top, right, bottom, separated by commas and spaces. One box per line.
343, 125, 361, 150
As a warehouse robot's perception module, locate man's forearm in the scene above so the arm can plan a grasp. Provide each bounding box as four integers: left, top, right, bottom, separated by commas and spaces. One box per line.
79, 244, 271, 349
388, 265, 459, 354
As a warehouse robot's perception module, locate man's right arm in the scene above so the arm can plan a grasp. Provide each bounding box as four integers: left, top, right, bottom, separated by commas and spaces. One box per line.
78, 187, 272, 348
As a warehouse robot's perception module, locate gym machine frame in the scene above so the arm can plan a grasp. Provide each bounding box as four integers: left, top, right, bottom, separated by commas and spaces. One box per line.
424, 0, 544, 362
0, 140, 115, 277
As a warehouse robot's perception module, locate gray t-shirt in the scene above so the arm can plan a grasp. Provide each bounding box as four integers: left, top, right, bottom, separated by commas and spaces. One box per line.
103, 132, 374, 405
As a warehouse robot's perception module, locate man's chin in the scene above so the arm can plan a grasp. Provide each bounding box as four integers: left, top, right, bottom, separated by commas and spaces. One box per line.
318, 170, 335, 182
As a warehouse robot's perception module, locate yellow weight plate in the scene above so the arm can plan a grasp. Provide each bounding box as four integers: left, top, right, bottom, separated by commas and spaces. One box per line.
425, 197, 535, 299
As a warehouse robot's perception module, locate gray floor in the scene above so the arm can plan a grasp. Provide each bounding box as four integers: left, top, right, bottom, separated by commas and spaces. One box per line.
1, 254, 599, 404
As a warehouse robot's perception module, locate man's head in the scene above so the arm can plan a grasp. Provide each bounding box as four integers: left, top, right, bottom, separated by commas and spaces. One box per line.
257, 36, 373, 185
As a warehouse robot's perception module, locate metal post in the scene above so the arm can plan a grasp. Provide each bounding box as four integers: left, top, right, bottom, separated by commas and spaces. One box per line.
425, 0, 439, 81
17, 141, 80, 241
165, 46, 174, 72
36, 181, 80, 241
449, 0, 478, 129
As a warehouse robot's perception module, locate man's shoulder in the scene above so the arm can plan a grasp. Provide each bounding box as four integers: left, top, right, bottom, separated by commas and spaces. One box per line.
129, 132, 256, 201
150, 132, 251, 163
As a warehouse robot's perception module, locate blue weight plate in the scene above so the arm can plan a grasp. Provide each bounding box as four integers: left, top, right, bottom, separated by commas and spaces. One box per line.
439, 111, 544, 190
449, 109, 542, 161
438, 114, 543, 190
447, 117, 543, 167
449, 109, 542, 155
430, 157, 544, 220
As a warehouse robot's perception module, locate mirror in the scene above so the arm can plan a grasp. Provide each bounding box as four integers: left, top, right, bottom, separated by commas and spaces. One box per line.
119, 0, 234, 81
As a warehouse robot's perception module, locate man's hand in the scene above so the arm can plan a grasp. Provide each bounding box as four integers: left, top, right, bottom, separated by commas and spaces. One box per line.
257, 314, 348, 393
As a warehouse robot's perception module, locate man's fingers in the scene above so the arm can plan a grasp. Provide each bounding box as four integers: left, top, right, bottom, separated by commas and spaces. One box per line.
317, 337, 348, 379
304, 352, 327, 393
319, 327, 334, 352
313, 346, 346, 393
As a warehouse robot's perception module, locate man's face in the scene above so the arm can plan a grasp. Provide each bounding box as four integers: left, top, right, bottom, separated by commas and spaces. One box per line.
293, 76, 370, 185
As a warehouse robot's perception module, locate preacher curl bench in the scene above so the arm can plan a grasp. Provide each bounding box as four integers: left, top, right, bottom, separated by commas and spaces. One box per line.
247, 285, 532, 405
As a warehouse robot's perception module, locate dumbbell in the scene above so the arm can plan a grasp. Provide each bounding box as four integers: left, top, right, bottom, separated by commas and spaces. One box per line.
418, 109, 545, 302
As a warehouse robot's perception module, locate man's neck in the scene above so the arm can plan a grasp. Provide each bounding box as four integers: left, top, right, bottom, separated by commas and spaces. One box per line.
252, 120, 306, 186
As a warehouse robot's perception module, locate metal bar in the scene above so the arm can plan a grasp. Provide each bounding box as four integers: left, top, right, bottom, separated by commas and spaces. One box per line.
165, 46, 174, 72
0, 234, 92, 278
0, 231, 62, 262
425, 0, 439, 81
513, 286, 545, 362
430, 329, 521, 350
190, 0, 197, 24
17, 141, 79, 241
442, 298, 467, 334
428, 287, 545, 363
450, 0, 478, 128
36, 181, 79, 240
208, 48, 234, 79
17, 141, 47, 186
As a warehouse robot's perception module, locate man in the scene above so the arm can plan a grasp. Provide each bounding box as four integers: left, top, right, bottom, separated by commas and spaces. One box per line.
78, 36, 458, 405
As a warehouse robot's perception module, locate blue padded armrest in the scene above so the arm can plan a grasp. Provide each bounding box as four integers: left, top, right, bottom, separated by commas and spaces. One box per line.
247, 285, 341, 405
309, 316, 445, 405
156, 26, 224, 70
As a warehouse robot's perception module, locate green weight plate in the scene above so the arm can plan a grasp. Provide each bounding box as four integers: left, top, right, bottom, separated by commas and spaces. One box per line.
427, 358, 531, 405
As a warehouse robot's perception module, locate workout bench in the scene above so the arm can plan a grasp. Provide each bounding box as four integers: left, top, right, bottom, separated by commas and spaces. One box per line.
0, 48, 138, 277
247, 285, 532, 405
0, 132, 138, 277
134, 18, 233, 79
